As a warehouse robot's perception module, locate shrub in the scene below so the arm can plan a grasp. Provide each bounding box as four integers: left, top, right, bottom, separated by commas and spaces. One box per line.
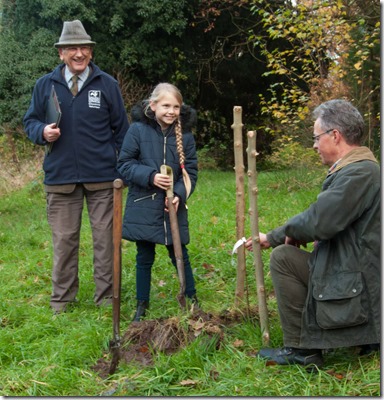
264, 135, 321, 170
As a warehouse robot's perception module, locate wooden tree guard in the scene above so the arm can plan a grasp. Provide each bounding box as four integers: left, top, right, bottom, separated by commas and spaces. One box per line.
246, 130, 270, 345
231, 106, 247, 305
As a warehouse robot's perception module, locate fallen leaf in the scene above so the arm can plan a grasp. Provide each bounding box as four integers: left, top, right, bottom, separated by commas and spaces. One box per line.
180, 379, 197, 386
194, 321, 205, 330
233, 339, 244, 348
210, 369, 219, 380
202, 263, 214, 271
139, 345, 149, 353
325, 369, 345, 380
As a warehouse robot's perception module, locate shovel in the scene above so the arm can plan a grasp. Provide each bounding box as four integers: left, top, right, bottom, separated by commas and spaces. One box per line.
109, 178, 124, 375
160, 164, 186, 309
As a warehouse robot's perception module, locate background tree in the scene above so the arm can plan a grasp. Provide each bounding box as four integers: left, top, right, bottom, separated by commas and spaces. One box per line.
0, 0, 380, 168
249, 0, 380, 159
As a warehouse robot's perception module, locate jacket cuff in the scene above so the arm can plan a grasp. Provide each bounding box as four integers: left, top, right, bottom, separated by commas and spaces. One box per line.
267, 225, 286, 248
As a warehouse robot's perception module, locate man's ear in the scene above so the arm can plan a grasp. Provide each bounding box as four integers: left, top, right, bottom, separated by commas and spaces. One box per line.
333, 129, 344, 145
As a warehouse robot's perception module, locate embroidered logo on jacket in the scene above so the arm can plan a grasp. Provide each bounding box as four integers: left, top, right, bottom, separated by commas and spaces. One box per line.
88, 90, 101, 108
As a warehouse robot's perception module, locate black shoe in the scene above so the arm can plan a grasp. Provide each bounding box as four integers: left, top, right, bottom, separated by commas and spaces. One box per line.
359, 343, 380, 356
189, 294, 200, 309
258, 346, 323, 368
132, 300, 149, 322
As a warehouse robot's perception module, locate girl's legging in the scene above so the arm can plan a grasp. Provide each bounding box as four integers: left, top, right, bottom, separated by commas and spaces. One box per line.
135, 240, 197, 301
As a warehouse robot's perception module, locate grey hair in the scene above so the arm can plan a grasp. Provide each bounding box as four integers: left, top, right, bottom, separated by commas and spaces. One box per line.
312, 99, 365, 145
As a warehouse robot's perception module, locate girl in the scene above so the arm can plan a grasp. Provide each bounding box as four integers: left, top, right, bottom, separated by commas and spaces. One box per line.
117, 83, 199, 321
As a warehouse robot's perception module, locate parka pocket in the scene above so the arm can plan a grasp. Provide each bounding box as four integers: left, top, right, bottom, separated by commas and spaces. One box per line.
313, 271, 368, 330
133, 193, 157, 203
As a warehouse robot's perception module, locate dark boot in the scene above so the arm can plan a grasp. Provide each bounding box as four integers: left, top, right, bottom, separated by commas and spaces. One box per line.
132, 300, 149, 322
189, 294, 200, 310
258, 347, 323, 368
359, 343, 380, 356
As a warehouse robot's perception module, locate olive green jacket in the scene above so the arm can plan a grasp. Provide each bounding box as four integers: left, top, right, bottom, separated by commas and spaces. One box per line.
267, 147, 380, 349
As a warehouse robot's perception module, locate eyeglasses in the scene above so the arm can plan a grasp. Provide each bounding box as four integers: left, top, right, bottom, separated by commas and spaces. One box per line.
63, 46, 92, 55
312, 128, 334, 142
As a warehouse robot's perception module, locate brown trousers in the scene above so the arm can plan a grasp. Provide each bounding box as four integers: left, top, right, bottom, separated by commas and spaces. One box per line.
46, 185, 113, 311
269, 244, 311, 348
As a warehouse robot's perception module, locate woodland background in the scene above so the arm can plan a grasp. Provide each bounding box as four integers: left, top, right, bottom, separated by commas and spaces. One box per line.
0, 0, 380, 173
0, 1, 381, 395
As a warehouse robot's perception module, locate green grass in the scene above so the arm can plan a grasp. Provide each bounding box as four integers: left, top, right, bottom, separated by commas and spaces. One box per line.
0, 168, 380, 396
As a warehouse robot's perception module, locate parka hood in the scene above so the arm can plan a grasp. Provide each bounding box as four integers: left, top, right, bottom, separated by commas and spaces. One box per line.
131, 102, 197, 132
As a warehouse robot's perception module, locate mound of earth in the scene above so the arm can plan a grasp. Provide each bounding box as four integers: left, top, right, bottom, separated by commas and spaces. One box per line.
93, 307, 259, 378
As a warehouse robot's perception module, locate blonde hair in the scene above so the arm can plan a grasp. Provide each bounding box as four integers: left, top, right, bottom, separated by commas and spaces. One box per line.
147, 83, 191, 197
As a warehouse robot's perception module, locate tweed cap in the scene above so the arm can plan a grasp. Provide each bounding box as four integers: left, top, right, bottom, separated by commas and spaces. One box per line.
54, 20, 96, 48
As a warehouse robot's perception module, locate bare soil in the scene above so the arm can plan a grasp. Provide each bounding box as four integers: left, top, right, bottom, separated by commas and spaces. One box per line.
92, 307, 259, 379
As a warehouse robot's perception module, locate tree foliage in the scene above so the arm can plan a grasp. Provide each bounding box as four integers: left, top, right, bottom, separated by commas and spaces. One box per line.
249, 0, 380, 155
0, 0, 380, 166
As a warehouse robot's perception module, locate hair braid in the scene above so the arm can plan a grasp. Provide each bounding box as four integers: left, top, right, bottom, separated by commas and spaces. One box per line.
175, 118, 185, 167
175, 116, 192, 198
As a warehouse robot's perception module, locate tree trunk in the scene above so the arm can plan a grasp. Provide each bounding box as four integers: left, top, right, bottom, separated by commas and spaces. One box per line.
231, 106, 247, 306
246, 130, 270, 345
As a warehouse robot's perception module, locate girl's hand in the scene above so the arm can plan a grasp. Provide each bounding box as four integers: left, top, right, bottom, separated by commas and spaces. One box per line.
153, 173, 172, 190
165, 196, 180, 213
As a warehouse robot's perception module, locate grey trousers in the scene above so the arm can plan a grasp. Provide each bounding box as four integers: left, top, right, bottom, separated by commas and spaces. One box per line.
269, 244, 311, 348
46, 185, 113, 311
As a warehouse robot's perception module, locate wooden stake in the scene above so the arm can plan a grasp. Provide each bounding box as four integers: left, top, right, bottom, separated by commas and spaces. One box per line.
246, 130, 270, 345
231, 106, 247, 306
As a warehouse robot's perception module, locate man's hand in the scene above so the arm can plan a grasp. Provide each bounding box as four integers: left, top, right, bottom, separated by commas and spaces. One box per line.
245, 232, 271, 251
43, 123, 61, 143
285, 236, 307, 248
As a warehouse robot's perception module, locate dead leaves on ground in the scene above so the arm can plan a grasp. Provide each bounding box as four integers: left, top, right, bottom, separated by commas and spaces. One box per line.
93, 307, 260, 378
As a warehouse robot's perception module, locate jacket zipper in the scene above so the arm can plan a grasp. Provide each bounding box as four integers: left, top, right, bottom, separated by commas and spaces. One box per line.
163, 135, 168, 245
134, 193, 157, 202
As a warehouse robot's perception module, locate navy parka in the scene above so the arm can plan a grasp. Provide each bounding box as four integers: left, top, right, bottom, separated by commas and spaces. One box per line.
23, 62, 129, 185
117, 103, 198, 245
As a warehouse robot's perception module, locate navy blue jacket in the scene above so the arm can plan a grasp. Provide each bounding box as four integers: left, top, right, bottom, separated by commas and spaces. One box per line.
23, 62, 129, 185
117, 103, 198, 245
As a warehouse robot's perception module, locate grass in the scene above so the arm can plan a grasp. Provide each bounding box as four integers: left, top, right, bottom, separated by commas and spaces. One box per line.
0, 168, 380, 397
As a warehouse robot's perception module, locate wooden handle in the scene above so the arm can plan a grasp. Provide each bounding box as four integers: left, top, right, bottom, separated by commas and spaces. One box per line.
160, 165, 186, 306
160, 164, 174, 198
112, 179, 123, 334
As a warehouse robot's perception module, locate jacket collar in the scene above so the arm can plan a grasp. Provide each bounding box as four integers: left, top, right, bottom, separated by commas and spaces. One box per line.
131, 102, 197, 132
328, 146, 378, 175
52, 61, 100, 84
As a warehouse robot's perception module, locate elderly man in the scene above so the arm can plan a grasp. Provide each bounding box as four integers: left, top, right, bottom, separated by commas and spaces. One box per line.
246, 99, 380, 367
24, 20, 129, 313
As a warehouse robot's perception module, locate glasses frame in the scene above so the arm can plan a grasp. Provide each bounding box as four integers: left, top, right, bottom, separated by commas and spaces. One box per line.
63, 46, 92, 55
312, 128, 334, 143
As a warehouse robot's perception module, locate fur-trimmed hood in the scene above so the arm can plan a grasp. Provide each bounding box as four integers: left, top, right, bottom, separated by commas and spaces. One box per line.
130, 101, 197, 132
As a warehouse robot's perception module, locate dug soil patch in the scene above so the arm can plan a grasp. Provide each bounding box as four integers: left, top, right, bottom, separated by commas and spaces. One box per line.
93, 307, 259, 378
